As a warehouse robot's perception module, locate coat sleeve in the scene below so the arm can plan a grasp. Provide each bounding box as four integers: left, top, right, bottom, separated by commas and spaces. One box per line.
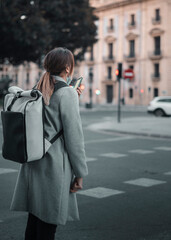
59, 87, 88, 178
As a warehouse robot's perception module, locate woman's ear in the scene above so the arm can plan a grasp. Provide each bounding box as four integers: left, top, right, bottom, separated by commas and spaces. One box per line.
66, 66, 70, 75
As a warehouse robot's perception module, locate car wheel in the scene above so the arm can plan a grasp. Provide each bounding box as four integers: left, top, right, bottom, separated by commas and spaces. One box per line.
154, 109, 165, 117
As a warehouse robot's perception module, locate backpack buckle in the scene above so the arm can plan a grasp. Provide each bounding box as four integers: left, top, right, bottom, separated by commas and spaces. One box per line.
16, 91, 22, 98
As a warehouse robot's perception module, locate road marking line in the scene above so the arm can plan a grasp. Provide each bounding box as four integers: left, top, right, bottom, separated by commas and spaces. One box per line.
77, 187, 125, 198
124, 178, 166, 187
164, 171, 171, 175
100, 152, 127, 158
86, 157, 97, 162
154, 147, 171, 151
0, 168, 18, 175
129, 149, 155, 154
84, 136, 135, 144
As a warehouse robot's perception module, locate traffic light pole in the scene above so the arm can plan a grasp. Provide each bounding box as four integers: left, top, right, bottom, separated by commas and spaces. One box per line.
117, 78, 121, 123
117, 63, 122, 123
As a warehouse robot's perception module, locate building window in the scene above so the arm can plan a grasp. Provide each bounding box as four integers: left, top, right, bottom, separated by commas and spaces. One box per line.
26, 72, 30, 84
154, 36, 160, 55
154, 63, 160, 77
107, 66, 112, 79
129, 88, 133, 98
90, 46, 94, 61
108, 43, 113, 59
15, 74, 18, 84
131, 14, 135, 25
148, 87, 151, 93
109, 18, 114, 30
129, 40, 135, 57
154, 88, 158, 97
129, 65, 134, 70
155, 9, 160, 21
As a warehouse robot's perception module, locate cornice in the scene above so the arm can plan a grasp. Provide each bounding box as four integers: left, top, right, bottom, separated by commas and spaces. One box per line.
149, 28, 164, 36
94, 0, 148, 13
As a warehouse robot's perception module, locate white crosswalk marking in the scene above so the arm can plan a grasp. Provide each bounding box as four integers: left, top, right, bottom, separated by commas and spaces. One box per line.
164, 171, 171, 175
124, 178, 166, 187
0, 168, 18, 175
77, 187, 125, 198
154, 147, 171, 151
84, 136, 135, 144
129, 149, 155, 154
86, 157, 97, 162
100, 152, 127, 158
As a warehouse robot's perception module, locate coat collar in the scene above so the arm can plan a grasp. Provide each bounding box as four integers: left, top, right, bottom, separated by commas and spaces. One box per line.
52, 75, 67, 84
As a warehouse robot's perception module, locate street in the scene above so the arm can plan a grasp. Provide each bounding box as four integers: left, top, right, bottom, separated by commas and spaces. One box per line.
0, 108, 171, 240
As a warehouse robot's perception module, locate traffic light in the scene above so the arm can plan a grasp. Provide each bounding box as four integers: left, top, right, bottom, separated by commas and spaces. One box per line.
116, 63, 122, 81
80, 84, 85, 90
115, 69, 119, 76
95, 89, 101, 95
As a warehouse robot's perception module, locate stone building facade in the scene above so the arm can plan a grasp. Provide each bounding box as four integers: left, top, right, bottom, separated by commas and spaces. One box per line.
0, 61, 42, 91
77, 0, 171, 105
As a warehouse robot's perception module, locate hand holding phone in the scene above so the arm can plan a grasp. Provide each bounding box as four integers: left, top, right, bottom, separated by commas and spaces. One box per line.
70, 77, 83, 89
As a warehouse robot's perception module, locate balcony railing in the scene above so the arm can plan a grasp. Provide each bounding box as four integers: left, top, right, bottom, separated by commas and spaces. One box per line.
152, 17, 161, 25
102, 77, 115, 83
107, 26, 115, 33
106, 76, 113, 80
103, 56, 115, 63
128, 22, 136, 30
85, 57, 94, 65
124, 53, 136, 62
149, 50, 162, 60
151, 73, 160, 81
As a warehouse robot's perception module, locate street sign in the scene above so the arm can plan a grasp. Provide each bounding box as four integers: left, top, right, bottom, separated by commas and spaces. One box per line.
123, 69, 134, 79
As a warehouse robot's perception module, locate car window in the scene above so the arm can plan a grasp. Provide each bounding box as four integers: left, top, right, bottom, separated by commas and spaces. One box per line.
157, 99, 171, 103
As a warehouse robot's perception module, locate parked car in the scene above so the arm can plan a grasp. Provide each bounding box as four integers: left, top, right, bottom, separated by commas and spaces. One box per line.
147, 96, 171, 116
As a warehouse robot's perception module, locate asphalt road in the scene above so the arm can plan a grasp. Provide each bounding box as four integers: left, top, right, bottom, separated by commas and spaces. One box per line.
0, 110, 171, 240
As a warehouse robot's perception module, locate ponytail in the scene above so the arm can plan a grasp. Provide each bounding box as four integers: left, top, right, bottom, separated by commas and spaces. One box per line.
36, 72, 55, 105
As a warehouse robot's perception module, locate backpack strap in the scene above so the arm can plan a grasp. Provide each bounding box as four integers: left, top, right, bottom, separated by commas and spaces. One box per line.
50, 80, 69, 144
33, 80, 68, 144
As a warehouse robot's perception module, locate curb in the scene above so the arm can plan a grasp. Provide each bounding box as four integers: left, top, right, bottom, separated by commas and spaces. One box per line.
102, 129, 171, 139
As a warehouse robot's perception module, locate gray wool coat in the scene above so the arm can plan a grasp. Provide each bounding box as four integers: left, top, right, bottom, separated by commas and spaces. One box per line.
10, 75, 88, 225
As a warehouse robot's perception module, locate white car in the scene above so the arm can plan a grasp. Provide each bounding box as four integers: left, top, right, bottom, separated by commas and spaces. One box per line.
147, 96, 171, 116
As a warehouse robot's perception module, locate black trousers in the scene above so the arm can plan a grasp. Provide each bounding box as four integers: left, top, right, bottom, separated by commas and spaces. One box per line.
25, 213, 57, 240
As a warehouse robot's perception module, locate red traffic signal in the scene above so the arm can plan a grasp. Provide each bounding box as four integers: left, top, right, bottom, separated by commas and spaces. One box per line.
115, 69, 119, 76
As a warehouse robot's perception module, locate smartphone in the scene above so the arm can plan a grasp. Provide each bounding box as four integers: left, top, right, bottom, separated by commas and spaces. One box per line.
70, 77, 83, 89
74, 77, 83, 89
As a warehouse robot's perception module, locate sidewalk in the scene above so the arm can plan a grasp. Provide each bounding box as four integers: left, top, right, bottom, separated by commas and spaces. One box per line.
86, 116, 171, 139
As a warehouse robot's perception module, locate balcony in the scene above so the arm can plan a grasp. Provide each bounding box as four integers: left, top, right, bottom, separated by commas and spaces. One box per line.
128, 22, 136, 30
103, 56, 115, 63
151, 73, 160, 82
152, 17, 161, 25
149, 50, 162, 60
124, 53, 136, 62
102, 77, 115, 84
85, 57, 94, 66
107, 26, 115, 33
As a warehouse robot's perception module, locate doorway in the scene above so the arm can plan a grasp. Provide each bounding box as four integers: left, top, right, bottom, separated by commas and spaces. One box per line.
106, 85, 113, 103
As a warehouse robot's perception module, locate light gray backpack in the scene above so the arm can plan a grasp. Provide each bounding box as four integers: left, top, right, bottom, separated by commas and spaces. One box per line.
1, 81, 68, 163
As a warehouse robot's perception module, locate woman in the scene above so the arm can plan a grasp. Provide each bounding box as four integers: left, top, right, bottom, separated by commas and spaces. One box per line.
10, 47, 88, 240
